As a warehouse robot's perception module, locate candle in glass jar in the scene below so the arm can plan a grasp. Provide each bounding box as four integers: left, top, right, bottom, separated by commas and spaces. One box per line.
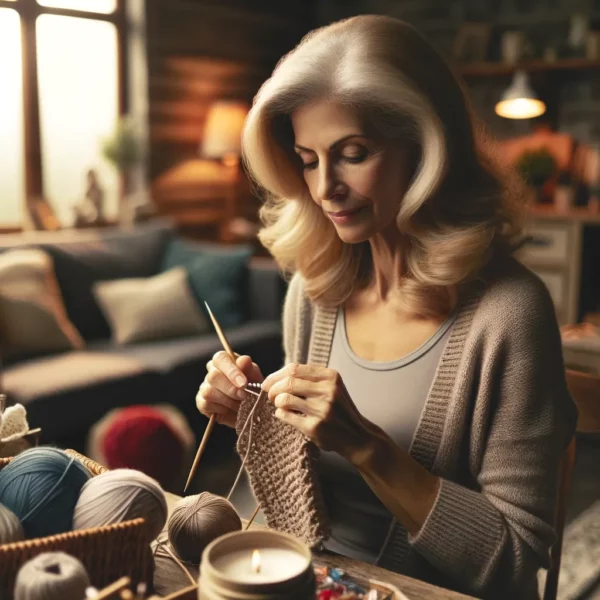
198, 530, 315, 600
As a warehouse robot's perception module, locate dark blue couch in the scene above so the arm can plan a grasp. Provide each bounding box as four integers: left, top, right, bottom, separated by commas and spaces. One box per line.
1, 220, 285, 449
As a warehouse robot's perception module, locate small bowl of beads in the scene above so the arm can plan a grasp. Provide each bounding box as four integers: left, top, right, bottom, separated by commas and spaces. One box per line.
315, 565, 404, 600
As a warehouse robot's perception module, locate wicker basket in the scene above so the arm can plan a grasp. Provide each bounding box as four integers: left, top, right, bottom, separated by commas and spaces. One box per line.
0, 449, 152, 599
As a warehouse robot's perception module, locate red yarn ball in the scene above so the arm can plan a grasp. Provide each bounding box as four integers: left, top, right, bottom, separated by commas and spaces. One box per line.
100, 405, 186, 490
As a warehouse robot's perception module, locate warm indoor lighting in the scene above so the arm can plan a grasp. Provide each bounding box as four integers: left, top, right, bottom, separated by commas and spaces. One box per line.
495, 70, 546, 119
201, 100, 249, 166
0, 8, 24, 226
37, 0, 116, 13
251, 549, 261, 574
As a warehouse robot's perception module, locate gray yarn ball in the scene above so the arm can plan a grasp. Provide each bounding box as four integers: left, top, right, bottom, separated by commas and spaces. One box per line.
73, 469, 167, 543
14, 552, 90, 600
151, 529, 199, 597
0, 503, 24, 544
167, 493, 241, 564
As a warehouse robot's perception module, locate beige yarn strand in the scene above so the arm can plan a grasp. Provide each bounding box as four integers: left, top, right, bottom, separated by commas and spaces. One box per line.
227, 389, 265, 501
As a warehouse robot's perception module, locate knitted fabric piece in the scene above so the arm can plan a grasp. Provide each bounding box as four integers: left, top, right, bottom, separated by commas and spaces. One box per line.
0, 404, 29, 442
236, 389, 330, 548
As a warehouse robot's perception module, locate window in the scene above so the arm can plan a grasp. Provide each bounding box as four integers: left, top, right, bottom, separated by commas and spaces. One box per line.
0, 0, 127, 228
0, 8, 24, 227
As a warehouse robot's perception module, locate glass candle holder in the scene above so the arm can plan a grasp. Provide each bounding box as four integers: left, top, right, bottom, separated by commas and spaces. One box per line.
198, 530, 315, 600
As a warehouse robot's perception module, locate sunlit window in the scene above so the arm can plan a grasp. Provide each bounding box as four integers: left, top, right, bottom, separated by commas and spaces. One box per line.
37, 14, 119, 225
0, 8, 25, 227
37, 0, 116, 13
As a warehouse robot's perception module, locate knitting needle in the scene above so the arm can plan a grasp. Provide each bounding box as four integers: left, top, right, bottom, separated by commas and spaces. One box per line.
245, 503, 261, 530
184, 302, 237, 493
88, 577, 131, 600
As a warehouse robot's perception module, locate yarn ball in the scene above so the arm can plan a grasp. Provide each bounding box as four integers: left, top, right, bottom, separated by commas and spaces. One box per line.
168, 493, 242, 564
0, 503, 24, 544
73, 468, 167, 542
152, 529, 199, 596
14, 552, 90, 600
0, 447, 91, 538
87, 405, 194, 491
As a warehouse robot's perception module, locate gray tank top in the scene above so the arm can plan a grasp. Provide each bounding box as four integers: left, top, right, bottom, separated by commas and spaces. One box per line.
318, 307, 455, 563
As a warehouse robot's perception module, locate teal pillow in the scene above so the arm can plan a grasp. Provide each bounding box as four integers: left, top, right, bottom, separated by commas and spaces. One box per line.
161, 239, 252, 328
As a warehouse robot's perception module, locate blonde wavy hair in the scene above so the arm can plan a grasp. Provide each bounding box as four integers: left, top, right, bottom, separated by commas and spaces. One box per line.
242, 15, 523, 317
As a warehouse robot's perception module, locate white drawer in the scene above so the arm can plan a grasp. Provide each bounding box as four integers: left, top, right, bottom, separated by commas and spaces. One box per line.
534, 269, 567, 310
518, 223, 571, 265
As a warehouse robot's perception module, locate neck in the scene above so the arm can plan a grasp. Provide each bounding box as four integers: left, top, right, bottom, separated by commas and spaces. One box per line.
366, 228, 408, 303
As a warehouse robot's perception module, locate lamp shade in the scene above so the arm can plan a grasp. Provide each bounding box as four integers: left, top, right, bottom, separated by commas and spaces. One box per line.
201, 100, 249, 161
495, 71, 546, 119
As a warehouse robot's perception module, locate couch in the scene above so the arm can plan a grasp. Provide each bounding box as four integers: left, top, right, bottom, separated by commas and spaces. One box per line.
0, 220, 286, 452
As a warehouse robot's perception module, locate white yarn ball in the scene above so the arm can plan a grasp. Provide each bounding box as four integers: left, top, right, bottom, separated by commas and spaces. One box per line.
73, 469, 167, 542
14, 552, 90, 600
0, 503, 24, 544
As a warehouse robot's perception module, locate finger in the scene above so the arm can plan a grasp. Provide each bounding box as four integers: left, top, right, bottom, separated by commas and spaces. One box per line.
262, 363, 336, 390
236, 355, 264, 383
214, 410, 237, 428
197, 383, 242, 412
196, 398, 232, 418
273, 393, 319, 416
205, 368, 247, 402
274, 408, 317, 437
212, 350, 247, 388
267, 376, 324, 403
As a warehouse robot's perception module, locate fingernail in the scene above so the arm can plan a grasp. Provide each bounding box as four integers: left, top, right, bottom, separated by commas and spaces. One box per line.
235, 375, 246, 387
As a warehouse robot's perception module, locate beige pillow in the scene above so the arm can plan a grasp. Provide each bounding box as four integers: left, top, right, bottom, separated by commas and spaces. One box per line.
93, 267, 209, 345
0, 249, 84, 358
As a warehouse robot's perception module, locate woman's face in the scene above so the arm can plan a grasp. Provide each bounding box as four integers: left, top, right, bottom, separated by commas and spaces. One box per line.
291, 100, 412, 244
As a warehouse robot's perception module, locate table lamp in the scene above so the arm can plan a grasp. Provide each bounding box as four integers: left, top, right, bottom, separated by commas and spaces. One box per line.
200, 100, 250, 240
495, 70, 546, 119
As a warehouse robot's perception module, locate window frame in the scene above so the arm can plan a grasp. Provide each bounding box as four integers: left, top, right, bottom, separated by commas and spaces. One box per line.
0, 0, 128, 231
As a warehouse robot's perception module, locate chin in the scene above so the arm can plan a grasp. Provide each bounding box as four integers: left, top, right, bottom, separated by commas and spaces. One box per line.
333, 225, 373, 244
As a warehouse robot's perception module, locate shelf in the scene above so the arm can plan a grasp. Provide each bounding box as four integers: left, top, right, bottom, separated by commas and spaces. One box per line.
527, 205, 600, 224
458, 58, 600, 78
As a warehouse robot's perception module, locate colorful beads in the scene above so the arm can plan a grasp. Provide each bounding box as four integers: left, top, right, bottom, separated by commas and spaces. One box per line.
315, 565, 392, 600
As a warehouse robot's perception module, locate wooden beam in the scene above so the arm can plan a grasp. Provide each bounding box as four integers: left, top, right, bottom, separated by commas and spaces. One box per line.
20, 0, 43, 199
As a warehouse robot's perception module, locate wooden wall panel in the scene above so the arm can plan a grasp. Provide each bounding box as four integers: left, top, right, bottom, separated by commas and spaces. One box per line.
146, 0, 315, 239
146, 0, 315, 179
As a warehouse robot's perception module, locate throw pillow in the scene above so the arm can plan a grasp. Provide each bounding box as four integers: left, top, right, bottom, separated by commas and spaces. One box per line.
41, 222, 174, 341
0, 249, 84, 359
161, 239, 252, 328
93, 267, 209, 345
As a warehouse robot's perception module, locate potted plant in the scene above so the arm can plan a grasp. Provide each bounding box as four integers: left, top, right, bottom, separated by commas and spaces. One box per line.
101, 116, 144, 223
514, 147, 558, 203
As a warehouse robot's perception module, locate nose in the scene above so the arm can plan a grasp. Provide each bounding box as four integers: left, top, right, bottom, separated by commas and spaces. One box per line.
316, 162, 344, 202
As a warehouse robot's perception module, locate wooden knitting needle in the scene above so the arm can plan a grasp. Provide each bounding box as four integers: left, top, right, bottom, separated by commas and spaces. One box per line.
184, 302, 237, 493
88, 577, 131, 600
245, 503, 261, 530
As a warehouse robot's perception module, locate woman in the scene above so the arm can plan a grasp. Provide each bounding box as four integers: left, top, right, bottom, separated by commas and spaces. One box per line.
196, 15, 577, 599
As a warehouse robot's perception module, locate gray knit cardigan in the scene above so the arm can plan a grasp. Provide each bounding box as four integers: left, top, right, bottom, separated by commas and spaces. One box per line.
236, 257, 577, 600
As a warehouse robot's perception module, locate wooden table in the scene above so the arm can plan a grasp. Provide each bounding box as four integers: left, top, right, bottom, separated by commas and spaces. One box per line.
165, 493, 476, 600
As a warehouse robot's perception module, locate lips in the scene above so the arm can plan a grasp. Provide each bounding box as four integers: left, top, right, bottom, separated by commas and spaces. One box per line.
326, 206, 367, 224
327, 208, 363, 217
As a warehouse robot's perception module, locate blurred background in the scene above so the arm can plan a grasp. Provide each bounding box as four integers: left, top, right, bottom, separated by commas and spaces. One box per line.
2, 4, 600, 597
2, 0, 600, 331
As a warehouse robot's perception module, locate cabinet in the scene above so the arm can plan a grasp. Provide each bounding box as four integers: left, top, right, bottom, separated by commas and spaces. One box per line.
516, 207, 600, 326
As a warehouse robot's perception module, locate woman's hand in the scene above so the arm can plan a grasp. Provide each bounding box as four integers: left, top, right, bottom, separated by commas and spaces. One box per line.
196, 351, 264, 428
261, 363, 381, 465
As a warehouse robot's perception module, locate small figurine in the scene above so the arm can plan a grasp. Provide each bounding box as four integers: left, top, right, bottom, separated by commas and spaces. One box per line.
74, 168, 105, 227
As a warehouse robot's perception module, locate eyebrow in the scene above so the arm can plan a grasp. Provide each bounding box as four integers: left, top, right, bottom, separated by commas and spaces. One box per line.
294, 134, 369, 153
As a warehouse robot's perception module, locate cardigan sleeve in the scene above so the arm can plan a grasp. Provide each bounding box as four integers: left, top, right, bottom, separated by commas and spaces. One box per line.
410, 276, 578, 598
282, 273, 312, 366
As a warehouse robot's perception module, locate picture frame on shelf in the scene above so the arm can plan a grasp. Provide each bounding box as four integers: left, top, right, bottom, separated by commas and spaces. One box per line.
453, 22, 492, 64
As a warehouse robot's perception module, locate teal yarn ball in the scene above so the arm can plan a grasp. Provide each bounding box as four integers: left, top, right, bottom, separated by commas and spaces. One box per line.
0, 448, 91, 539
